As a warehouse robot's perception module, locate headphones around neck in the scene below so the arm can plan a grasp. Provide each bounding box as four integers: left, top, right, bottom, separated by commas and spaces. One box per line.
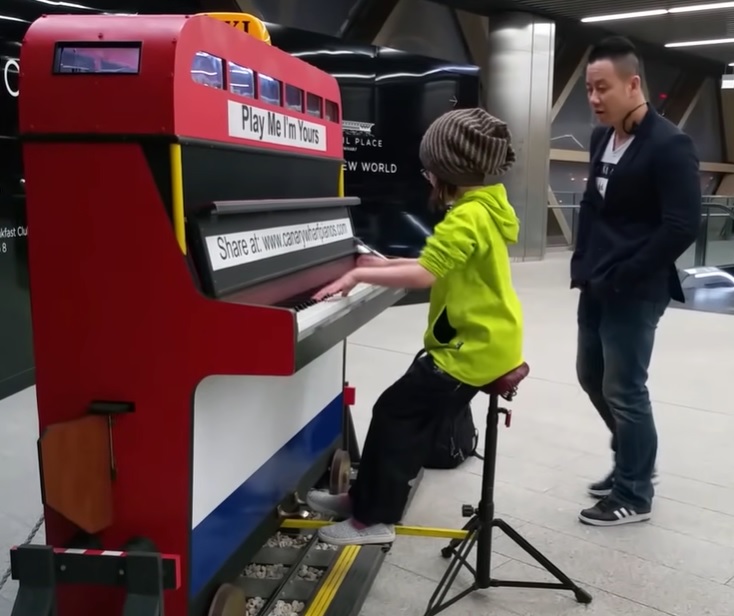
621, 101, 649, 135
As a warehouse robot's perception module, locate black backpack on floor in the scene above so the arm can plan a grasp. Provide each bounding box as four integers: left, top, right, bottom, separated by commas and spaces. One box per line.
410, 348, 482, 470
425, 402, 481, 469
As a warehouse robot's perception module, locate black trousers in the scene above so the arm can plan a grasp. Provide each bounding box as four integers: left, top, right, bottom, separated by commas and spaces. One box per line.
349, 352, 479, 525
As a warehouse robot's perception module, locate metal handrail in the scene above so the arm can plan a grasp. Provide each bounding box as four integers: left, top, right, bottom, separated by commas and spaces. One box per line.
547, 201, 734, 268
701, 202, 734, 218
696, 203, 734, 264
548, 202, 734, 216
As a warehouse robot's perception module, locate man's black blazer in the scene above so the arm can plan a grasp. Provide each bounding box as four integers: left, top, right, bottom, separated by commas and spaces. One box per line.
570, 105, 702, 303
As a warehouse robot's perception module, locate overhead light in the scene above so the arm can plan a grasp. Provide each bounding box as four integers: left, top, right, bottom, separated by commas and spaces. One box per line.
581, 9, 666, 23
669, 2, 734, 13
666, 37, 734, 48
0, 15, 30, 23
581, 2, 734, 23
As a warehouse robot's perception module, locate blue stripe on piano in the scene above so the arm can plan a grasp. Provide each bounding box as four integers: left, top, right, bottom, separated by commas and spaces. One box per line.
189, 394, 343, 597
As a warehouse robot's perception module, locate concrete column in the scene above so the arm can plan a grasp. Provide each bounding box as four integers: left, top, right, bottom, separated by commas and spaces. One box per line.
484, 12, 555, 260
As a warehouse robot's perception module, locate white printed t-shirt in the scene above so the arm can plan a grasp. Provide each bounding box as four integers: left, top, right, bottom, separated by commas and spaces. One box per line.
595, 133, 635, 199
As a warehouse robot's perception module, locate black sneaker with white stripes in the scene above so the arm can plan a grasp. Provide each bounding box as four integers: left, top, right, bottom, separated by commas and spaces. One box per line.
588, 471, 614, 498
587, 469, 659, 499
578, 496, 651, 526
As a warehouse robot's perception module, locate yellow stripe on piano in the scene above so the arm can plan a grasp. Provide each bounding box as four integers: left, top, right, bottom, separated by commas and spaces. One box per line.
169, 143, 186, 255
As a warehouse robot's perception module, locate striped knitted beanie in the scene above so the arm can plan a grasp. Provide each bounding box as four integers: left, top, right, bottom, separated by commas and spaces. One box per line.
419, 108, 516, 185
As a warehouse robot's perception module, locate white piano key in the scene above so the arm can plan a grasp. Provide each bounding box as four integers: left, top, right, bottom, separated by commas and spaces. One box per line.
296, 282, 386, 340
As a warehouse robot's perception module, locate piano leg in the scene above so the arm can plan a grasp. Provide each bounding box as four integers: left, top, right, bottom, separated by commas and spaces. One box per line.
341, 343, 361, 466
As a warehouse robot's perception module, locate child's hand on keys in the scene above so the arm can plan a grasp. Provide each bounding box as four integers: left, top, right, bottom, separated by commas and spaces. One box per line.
312, 271, 359, 301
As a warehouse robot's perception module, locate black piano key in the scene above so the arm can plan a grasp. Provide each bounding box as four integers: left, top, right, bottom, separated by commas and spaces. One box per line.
277, 290, 337, 311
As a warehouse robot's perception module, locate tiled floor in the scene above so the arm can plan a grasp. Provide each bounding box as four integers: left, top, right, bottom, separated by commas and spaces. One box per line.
350, 252, 734, 616
2, 252, 734, 616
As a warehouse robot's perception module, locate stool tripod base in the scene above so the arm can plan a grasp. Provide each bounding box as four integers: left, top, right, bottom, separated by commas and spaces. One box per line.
424, 515, 592, 616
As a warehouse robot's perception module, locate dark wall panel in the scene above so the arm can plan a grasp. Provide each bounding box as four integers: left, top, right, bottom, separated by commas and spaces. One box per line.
682, 77, 725, 163
246, 0, 358, 37
552, 34, 588, 106
269, 26, 480, 257
551, 76, 595, 151
0, 0, 204, 400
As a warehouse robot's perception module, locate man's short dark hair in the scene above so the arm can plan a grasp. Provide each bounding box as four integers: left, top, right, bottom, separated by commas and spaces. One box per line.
588, 36, 640, 77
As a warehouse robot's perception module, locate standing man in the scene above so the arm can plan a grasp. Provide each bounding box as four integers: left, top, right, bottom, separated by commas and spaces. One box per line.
571, 36, 701, 526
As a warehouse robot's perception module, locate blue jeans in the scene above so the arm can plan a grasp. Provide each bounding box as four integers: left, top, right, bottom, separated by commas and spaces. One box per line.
576, 290, 667, 510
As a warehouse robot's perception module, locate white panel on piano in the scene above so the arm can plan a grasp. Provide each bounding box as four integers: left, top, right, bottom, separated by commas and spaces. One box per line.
191, 342, 344, 529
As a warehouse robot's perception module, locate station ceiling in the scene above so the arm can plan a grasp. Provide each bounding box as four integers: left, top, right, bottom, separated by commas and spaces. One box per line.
443, 0, 734, 67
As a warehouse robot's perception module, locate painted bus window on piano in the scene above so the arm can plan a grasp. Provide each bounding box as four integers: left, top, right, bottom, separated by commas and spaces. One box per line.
285, 83, 304, 113
228, 61, 254, 98
258, 73, 281, 106
325, 99, 339, 123
306, 92, 322, 118
54, 45, 141, 75
191, 51, 224, 89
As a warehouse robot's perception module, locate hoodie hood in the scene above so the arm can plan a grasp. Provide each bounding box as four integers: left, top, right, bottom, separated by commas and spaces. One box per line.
455, 184, 519, 244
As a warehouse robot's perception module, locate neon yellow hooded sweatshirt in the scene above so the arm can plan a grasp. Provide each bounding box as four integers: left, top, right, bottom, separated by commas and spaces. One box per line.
417, 184, 524, 387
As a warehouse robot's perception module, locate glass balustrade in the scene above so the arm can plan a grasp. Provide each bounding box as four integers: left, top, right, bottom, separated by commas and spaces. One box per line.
547, 195, 734, 274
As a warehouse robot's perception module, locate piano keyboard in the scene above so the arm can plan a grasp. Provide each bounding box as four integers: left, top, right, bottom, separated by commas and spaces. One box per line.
295, 283, 385, 340
187, 196, 406, 372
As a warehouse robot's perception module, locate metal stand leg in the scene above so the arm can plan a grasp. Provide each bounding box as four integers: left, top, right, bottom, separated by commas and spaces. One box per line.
10, 546, 57, 616
424, 395, 593, 616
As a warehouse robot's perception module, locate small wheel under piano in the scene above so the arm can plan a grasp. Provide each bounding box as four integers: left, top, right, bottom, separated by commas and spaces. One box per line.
329, 448, 351, 494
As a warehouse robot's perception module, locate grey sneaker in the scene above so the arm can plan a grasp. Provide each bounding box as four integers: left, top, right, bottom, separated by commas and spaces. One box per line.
318, 519, 396, 546
306, 490, 352, 519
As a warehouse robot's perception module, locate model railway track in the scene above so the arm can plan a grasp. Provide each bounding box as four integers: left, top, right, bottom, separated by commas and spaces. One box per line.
209, 454, 385, 616
240, 529, 336, 616
210, 522, 386, 616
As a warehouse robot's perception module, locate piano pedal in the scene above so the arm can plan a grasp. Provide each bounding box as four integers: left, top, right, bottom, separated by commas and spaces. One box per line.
276, 505, 310, 520
277, 492, 310, 520
329, 449, 351, 495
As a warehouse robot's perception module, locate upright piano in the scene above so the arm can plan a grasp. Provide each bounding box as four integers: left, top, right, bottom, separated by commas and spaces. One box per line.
16, 12, 403, 616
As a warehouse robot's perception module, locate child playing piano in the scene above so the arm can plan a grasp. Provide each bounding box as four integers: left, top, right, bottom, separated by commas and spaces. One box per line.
308, 107, 525, 545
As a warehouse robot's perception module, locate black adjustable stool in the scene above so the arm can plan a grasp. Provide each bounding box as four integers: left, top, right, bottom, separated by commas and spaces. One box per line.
424, 362, 593, 615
